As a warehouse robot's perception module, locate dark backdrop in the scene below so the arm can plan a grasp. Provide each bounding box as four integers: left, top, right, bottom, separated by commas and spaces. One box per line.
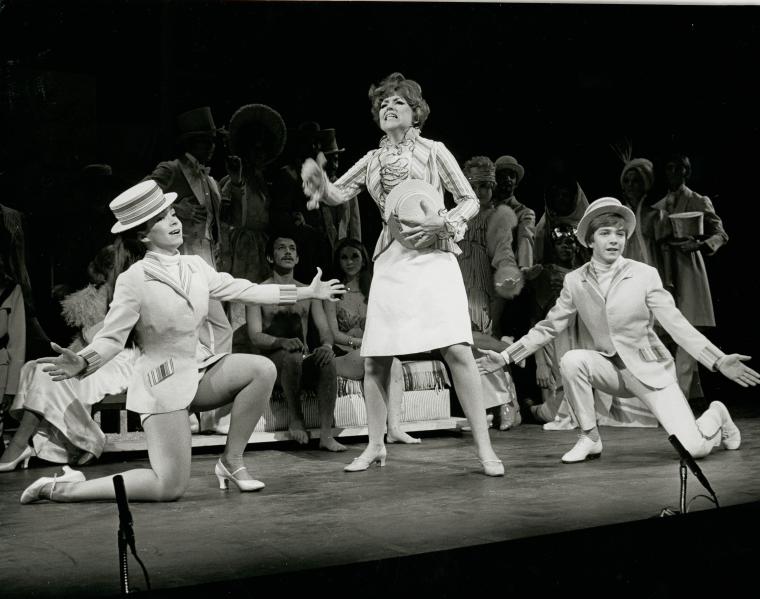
0, 1, 758, 393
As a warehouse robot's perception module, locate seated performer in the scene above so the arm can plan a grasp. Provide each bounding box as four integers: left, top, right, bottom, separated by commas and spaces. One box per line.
477, 197, 758, 463
21, 181, 343, 504
243, 234, 346, 452
1, 244, 139, 471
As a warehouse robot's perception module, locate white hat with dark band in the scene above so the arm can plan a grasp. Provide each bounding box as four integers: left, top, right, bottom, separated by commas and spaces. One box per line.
110, 180, 177, 234
575, 196, 636, 248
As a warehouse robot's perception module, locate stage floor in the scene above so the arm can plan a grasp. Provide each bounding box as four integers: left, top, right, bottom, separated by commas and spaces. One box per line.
3, 412, 760, 598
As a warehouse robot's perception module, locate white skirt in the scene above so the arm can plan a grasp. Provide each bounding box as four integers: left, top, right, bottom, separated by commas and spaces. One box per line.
361, 241, 473, 357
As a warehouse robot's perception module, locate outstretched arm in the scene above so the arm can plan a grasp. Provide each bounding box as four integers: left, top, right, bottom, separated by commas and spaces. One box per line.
39, 270, 141, 380
477, 279, 577, 374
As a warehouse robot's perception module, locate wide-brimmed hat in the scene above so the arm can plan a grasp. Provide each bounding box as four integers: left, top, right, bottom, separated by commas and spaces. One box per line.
110, 180, 177, 234
318, 128, 345, 154
384, 179, 444, 250
575, 197, 636, 248
229, 103, 287, 165
176, 106, 220, 141
494, 155, 525, 183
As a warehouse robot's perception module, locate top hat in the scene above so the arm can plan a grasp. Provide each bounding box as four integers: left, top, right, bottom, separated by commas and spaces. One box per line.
317, 129, 345, 154
384, 179, 444, 250
110, 180, 177, 234
575, 197, 636, 248
494, 155, 525, 183
668, 211, 704, 239
176, 107, 219, 141
229, 104, 287, 165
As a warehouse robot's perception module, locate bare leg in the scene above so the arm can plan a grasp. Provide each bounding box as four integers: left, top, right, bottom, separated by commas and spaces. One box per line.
439, 344, 500, 465
192, 354, 277, 476
2, 410, 41, 462
311, 355, 345, 451
269, 349, 309, 444
45, 410, 193, 502
386, 358, 420, 444
43, 354, 276, 502
346, 356, 393, 468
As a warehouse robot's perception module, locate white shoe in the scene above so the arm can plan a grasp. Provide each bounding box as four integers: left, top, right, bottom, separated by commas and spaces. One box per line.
710, 401, 741, 450
20, 466, 86, 504
561, 435, 603, 463
543, 416, 576, 431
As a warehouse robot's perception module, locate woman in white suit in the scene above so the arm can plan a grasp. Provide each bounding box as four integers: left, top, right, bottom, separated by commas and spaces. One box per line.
20, 180, 343, 503
478, 197, 759, 463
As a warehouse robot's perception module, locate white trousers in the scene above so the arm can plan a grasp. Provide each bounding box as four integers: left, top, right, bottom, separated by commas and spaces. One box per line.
560, 350, 723, 458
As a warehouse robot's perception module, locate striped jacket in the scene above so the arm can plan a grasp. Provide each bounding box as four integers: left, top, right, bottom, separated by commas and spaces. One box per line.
320, 128, 479, 260
77, 252, 297, 414
502, 258, 725, 390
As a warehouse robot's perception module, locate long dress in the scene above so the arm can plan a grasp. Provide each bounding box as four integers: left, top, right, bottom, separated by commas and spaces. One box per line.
319, 127, 478, 357
9, 285, 138, 463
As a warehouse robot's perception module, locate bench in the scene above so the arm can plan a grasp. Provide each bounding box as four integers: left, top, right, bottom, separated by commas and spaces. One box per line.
96, 360, 462, 452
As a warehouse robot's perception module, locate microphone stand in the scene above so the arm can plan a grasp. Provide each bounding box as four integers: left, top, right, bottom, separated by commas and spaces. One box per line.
114, 475, 132, 594
118, 521, 130, 595
678, 459, 687, 515
659, 435, 719, 517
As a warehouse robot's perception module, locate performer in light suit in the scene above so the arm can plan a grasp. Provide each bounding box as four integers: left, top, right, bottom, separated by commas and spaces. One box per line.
20, 180, 344, 504
477, 197, 758, 463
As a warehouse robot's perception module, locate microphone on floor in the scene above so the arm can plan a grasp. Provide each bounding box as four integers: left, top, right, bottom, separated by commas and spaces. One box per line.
113, 475, 151, 593
668, 434, 719, 506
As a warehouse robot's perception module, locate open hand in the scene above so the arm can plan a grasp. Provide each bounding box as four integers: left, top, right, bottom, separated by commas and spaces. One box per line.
397, 198, 444, 248
37, 342, 88, 381
476, 349, 508, 375
308, 267, 345, 302
718, 354, 760, 388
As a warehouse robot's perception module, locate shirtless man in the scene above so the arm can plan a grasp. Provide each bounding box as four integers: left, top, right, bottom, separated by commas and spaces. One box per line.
245, 235, 346, 451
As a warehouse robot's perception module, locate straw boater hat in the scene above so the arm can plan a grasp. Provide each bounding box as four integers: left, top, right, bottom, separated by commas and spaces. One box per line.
494, 155, 525, 183
384, 179, 445, 249
110, 180, 177, 234
228, 104, 287, 165
575, 197, 636, 248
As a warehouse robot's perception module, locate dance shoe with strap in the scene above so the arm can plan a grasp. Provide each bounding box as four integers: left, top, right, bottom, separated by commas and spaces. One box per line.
20, 466, 86, 504
478, 458, 505, 477
344, 447, 387, 472
0, 445, 35, 472
214, 459, 265, 492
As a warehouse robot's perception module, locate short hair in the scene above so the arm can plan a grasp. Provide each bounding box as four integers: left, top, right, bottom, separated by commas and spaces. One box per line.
585, 213, 627, 245
369, 73, 431, 130
265, 232, 299, 261
664, 152, 692, 178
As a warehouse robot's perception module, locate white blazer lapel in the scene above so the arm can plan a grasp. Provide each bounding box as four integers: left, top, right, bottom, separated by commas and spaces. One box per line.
579, 264, 606, 304
143, 254, 193, 307
608, 259, 634, 297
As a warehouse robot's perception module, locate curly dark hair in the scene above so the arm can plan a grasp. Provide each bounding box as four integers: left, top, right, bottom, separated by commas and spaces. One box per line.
331, 238, 372, 301
368, 72, 431, 130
